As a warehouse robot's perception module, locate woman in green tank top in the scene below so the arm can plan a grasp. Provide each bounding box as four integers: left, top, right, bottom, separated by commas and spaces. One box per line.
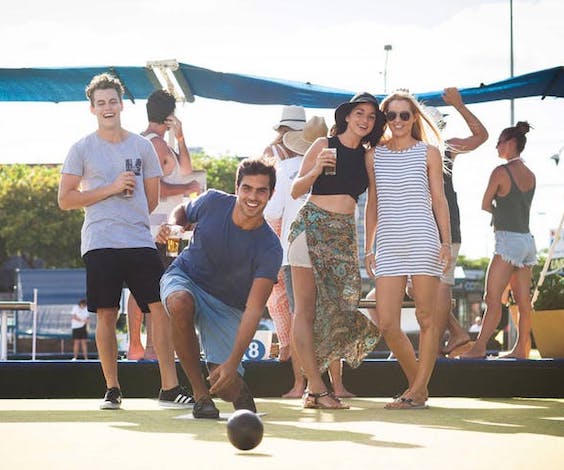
460, 121, 536, 359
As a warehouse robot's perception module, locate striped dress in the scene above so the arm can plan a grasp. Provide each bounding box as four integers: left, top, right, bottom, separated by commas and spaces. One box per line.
373, 141, 442, 277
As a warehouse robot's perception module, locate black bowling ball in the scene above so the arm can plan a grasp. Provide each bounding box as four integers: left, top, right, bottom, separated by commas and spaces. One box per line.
226, 409, 264, 451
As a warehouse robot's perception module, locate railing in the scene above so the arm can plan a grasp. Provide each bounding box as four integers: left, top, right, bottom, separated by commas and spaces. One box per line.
0, 289, 38, 360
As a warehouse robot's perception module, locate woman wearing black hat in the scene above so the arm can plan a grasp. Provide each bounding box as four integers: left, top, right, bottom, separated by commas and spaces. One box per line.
287, 93, 385, 409
364, 90, 452, 409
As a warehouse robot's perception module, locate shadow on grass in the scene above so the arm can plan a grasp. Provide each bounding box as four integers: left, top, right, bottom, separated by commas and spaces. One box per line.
0, 397, 562, 449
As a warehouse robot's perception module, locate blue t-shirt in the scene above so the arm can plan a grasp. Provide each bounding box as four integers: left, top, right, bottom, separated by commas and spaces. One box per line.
171, 189, 282, 310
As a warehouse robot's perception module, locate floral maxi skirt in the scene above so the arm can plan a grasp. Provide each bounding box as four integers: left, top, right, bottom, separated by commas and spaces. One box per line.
289, 201, 381, 372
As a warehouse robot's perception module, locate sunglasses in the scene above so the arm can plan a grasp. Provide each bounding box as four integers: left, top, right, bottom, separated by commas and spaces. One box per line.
386, 111, 412, 122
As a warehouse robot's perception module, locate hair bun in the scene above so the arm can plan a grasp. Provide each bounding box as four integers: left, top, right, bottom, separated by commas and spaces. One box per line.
515, 121, 531, 135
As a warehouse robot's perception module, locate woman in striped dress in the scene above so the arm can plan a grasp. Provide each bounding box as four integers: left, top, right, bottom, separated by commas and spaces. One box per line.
364, 91, 452, 409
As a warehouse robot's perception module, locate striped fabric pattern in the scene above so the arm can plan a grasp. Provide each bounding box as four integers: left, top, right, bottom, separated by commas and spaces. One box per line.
373, 141, 441, 277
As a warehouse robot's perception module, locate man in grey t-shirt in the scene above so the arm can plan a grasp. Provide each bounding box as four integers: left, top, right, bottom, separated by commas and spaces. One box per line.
58, 73, 193, 410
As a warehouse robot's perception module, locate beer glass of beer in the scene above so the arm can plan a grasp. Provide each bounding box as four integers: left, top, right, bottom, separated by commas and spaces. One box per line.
166, 225, 183, 257
323, 148, 337, 176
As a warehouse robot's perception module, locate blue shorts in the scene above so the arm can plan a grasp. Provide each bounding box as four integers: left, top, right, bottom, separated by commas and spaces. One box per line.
494, 231, 537, 268
160, 266, 245, 375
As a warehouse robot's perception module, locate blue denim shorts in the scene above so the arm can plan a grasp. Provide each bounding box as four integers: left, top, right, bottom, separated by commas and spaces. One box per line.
494, 231, 537, 268
160, 266, 245, 375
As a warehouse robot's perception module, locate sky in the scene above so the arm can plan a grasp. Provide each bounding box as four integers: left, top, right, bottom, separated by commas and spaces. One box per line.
0, 0, 563, 259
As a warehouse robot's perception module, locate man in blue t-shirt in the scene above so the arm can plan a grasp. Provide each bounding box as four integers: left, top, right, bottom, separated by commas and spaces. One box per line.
160, 158, 282, 419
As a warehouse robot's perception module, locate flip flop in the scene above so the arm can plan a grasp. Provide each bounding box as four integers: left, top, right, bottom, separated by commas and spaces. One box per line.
392, 397, 429, 410
384, 395, 404, 409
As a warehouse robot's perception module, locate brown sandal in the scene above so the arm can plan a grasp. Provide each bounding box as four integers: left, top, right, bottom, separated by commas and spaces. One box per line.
303, 391, 350, 409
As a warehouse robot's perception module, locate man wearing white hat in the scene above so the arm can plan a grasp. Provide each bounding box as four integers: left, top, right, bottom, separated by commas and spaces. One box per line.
262, 105, 306, 367
263, 105, 306, 161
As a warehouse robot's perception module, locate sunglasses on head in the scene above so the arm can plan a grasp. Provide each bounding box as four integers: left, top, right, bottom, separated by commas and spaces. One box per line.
386, 111, 411, 122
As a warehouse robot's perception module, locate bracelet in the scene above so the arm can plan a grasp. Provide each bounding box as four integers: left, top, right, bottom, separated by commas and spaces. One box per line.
364, 251, 374, 258
176, 135, 185, 141
441, 242, 452, 247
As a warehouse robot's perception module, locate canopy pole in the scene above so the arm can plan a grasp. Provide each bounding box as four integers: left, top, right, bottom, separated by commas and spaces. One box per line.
532, 212, 564, 308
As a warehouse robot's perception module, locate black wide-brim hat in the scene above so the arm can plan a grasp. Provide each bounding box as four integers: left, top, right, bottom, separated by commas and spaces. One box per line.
334, 92, 381, 125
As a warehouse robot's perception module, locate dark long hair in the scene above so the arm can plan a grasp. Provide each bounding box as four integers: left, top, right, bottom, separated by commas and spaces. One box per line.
332, 103, 386, 148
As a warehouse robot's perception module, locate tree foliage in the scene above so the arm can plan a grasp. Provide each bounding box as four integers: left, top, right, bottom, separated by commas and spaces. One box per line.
457, 255, 489, 272
0, 164, 83, 268
191, 152, 240, 193
0, 155, 240, 269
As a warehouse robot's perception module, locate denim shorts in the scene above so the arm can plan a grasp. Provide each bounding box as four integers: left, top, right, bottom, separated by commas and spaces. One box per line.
160, 266, 245, 375
494, 231, 537, 268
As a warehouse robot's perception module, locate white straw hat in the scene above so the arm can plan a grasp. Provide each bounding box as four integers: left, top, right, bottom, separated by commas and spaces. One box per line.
273, 105, 306, 131
283, 116, 328, 155
424, 106, 447, 131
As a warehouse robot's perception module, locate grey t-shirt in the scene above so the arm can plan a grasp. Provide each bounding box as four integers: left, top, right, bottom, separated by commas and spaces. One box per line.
62, 132, 163, 256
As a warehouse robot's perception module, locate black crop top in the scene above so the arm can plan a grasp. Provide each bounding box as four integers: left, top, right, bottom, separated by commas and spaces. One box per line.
311, 136, 368, 202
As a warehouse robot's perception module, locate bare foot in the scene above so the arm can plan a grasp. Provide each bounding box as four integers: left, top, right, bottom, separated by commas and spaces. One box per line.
143, 346, 158, 361
447, 340, 475, 358
457, 343, 487, 359
441, 334, 471, 355
278, 344, 291, 362
304, 391, 350, 409
333, 387, 356, 398
498, 348, 529, 359
282, 385, 306, 398
127, 347, 145, 361
385, 389, 427, 409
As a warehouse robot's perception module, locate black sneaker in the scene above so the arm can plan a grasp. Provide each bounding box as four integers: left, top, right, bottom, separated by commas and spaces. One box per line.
158, 385, 195, 409
100, 387, 122, 410
233, 381, 257, 413
192, 396, 220, 419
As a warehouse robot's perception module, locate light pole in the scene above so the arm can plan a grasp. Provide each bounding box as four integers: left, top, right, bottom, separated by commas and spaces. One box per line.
383, 44, 392, 93
510, 0, 515, 125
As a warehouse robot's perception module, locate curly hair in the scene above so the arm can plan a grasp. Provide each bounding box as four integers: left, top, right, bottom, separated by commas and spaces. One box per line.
85, 73, 124, 105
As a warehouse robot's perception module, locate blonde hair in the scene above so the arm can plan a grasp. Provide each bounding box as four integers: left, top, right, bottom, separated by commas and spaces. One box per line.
380, 90, 443, 149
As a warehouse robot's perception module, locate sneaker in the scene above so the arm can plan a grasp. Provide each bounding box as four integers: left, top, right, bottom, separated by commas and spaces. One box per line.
233, 381, 257, 413
158, 385, 195, 409
192, 396, 220, 419
100, 387, 122, 410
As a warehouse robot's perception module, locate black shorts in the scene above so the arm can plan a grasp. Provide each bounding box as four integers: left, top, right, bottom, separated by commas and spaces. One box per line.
156, 242, 175, 270
83, 248, 164, 314
72, 325, 88, 339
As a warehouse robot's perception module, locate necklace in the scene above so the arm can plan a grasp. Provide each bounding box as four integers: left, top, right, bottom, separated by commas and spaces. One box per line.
506, 156, 522, 164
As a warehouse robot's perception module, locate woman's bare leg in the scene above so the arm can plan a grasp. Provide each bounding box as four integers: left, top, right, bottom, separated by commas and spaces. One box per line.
461, 255, 515, 358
